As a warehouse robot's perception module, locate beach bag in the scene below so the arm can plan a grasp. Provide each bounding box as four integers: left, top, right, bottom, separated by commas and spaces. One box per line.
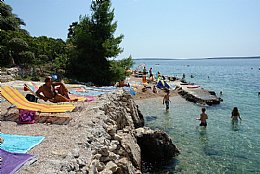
19, 109, 36, 124
25, 94, 38, 103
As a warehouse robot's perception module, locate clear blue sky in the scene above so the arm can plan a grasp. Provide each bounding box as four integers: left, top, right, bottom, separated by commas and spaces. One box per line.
5, 0, 260, 59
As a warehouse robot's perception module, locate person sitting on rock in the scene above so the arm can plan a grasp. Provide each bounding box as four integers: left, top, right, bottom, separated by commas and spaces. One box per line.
36, 77, 77, 103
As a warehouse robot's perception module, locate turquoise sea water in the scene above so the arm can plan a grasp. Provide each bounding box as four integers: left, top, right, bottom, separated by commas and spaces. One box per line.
134, 58, 260, 174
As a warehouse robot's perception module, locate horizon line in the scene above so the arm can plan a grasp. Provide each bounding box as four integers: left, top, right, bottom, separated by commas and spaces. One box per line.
133, 56, 260, 60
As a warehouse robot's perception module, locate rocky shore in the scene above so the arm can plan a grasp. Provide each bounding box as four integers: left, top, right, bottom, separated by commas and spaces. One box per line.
1, 88, 179, 174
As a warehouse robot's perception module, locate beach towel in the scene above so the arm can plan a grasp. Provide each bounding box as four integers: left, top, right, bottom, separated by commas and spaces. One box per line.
123, 87, 136, 96
83, 86, 116, 91
84, 96, 96, 102
70, 86, 116, 97
24, 83, 39, 94
70, 89, 105, 97
0, 133, 44, 153
0, 149, 36, 174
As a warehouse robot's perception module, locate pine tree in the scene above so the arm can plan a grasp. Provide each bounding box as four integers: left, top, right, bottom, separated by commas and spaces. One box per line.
0, 2, 25, 31
67, 0, 124, 85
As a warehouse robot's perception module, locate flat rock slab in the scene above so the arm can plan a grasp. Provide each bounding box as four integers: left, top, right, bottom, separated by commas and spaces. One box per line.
172, 81, 221, 105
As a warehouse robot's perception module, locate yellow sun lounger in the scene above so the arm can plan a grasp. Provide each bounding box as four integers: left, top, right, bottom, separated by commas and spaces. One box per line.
0, 86, 75, 113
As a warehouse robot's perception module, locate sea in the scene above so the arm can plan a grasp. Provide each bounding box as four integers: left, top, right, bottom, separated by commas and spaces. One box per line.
133, 58, 260, 174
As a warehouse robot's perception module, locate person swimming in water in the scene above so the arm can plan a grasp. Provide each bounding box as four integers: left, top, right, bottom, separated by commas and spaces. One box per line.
231, 107, 242, 124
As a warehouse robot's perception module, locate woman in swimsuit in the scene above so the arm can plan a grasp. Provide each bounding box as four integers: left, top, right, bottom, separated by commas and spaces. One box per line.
231, 107, 242, 124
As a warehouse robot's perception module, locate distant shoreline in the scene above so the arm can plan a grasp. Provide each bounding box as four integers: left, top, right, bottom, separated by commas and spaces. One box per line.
134, 56, 260, 61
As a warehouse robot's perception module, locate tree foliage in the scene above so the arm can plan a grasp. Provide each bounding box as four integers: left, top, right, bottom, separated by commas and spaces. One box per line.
0, 2, 68, 68
0, 2, 27, 66
1, 1, 133, 86
18, 51, 35, 64
109, 55, 134, 83
0, 2, 25, 31
67, 0, 125, 85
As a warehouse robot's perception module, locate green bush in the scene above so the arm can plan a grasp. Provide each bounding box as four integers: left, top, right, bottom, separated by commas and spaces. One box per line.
30, 75, 40, 81
18, 51, 35, 64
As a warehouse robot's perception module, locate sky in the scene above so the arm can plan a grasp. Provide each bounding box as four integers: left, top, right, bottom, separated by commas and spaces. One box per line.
4, 0, 260, 59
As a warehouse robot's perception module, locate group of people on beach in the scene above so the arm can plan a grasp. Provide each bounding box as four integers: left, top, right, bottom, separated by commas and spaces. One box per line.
37, 72, 242, 129
142, 66, 163, 83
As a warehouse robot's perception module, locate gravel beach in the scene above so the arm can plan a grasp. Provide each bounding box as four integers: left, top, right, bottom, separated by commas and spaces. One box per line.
0, 77, 178, 174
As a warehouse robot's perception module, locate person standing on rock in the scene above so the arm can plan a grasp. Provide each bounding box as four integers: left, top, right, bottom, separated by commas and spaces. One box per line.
163, 90, 171, 111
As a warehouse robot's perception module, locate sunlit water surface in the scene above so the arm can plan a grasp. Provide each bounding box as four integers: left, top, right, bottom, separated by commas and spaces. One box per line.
134, 58, 260, 174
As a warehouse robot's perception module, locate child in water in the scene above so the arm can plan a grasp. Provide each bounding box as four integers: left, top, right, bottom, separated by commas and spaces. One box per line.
197, 108, 208, 127
163, 90, 171, 111
231, 107, 242, 124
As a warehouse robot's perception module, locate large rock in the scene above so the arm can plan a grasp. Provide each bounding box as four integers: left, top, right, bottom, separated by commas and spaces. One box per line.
92, 91, 179, 173
136, 127, 180, 163
85, 91, 143, 174
122, 93, 144, 128
117, 130, 141, 169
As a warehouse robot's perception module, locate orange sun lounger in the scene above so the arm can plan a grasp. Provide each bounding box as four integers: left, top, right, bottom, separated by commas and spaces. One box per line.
0, 86, 75, 113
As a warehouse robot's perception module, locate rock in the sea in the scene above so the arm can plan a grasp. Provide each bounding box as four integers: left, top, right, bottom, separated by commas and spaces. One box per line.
136, 127, 180, 163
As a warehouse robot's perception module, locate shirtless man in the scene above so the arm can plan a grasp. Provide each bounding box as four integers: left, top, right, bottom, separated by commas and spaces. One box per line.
36, 77, 77, 103
163, 90, 171, 111
197, 108, 208, 127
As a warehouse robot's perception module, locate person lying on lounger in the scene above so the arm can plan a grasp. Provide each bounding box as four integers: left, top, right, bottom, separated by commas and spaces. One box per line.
36, 77, 77, 103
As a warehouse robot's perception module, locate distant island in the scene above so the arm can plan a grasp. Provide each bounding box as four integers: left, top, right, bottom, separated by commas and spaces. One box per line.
134, 56, 260, 60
